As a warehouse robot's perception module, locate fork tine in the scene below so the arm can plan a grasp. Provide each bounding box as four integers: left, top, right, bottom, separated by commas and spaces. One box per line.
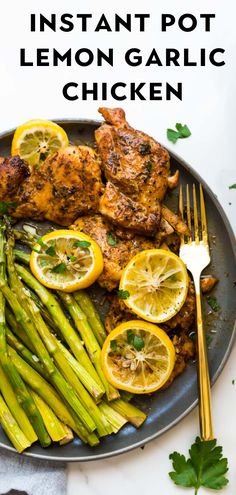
199, 184, 208, 243
186, 184, 192, 239
193, 184, 199, 243
178, 184, 184, 245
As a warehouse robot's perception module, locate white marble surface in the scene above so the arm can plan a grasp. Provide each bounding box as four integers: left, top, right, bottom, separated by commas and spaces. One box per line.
0, 0, 235, 493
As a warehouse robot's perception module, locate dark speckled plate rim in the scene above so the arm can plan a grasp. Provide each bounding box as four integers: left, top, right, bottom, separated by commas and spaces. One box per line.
0, 118, 235, 462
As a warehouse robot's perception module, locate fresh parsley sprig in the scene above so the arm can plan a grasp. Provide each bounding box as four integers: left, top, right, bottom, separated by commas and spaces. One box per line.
169, 437, 229, 494
0, 201, 17, 214
206, 296, 221, 312
167, 123, 191, 144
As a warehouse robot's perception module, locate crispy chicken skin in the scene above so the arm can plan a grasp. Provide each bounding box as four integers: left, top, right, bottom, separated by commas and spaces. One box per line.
161, 205, 190, 235
71, 214, 156, 291
99, 182, 159, 235
0, 156, 29, 202
201, 276, 218, 293
96, 107, 171, 214
162, 281, 196, 332
9, 146, 103, 226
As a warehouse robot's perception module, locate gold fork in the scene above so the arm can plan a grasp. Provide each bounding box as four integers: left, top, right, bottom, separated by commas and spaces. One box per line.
179, 183, 213, 441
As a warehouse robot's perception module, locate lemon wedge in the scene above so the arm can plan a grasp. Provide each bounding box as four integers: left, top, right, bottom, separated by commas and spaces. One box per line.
101, 320, 175, 394
119, 249, 188, 323
11, 119, 69, 167
30, 230, 103, 292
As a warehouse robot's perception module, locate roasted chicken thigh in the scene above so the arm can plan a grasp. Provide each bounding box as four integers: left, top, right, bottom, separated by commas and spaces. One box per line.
1, 146, 102, 226
71, 214, 156, 291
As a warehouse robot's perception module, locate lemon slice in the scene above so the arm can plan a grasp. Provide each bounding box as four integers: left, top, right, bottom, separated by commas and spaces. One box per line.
101, 320, 175, 394
119, 249, 188, 323
11, 119, 69, 167
30, 230, 103, 292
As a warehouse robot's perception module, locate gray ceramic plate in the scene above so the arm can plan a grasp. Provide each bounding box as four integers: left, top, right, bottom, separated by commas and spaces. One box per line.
0, 120, 235, 462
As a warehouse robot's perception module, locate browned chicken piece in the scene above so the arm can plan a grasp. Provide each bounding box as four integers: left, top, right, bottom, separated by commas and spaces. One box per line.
96, 107, 171, 215
10, 146, 103, 226
161, 205, 190, 235
105, 294, 135, 333
71, 214, 156, 291
99, 182, 159, 235
105, 281, 196, 334
167, 170, 180, 189
200, 276, 218, 293
0, 156, 29, 203
162, 281, 196, 332
161, 332, 195, 389
159, 233, 180, 254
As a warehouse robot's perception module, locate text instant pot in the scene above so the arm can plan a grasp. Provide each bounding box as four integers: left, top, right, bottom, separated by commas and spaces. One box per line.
20, 13, 225, 102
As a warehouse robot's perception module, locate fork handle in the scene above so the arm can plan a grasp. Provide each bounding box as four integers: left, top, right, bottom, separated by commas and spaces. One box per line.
194, 277, 214, 441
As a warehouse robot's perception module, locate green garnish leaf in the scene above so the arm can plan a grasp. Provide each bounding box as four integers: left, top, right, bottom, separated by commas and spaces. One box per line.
189, 331, 213, 347
120, 391, 134, 402
206, 334, 213, 346
207, 296, 221, 312
167, 123, 191, 144
127, 330, 134, 344
139, 143, 151, 155
39, 152, 47, 162
117, 290, 130, 299
146, 160, 153, 173
46, 245, 56, 257
107, 233, 117, 247
0, 201, 17, 214
169, 436, 229, 493
127, 330, 145, 351
51, 262, 66, 274
229, 183, 236, 189
189, 331, 197, 342
74, 240, 91, 248
68, 255, 77, 262
133, 335, 145, 351
110, 340, 117, 351
37, 237, 46, 248
232, 379, 235, 385
40, 260, 49, 268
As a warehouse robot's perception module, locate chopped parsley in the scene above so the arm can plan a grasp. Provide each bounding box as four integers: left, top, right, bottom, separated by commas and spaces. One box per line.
74, 240, 91, 248
117, 289, 130, 299
0, 201, 17, 214
110, 340, 117, 351
189, 331, 213, 347
39, 152, 47, 162
229, 184, 236, 189
206, 334, 213, 346
37, 237, 46, 248
107, 233, 117, 247
127, 330, 145, 351
232, 379, 235, 385
207, 296, 221, 312
169, 436, 228, 493
68, 255, 77, 262
46, 245, 56, 257
139, 143, 151, 155
167, 123, 191, 144
40, 260, 49, 268
146, 160, 153, 173
120, 391, 134, 402
51, 262, 66, 274
189, 331, 197, 342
